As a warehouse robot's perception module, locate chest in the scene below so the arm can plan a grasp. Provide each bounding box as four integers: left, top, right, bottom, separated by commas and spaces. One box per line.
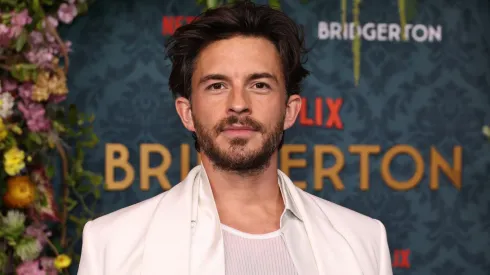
222, 227, 298, 275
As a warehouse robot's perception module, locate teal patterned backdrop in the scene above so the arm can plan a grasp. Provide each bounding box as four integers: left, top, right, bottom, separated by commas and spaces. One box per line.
59, 0, 490, 274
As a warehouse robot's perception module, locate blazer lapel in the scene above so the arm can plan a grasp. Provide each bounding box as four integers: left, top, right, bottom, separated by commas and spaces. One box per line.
141, 165, 226, 275
279, 170, 365, 275
140, 167, 198, 275
189, 167, 226, 275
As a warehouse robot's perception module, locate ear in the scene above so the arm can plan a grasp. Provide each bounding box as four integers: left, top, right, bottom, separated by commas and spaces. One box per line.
175, 97, 195, 132
283, 94, 301, 130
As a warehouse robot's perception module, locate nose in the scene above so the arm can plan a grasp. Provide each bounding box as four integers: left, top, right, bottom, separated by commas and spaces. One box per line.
227, 87, 251, 116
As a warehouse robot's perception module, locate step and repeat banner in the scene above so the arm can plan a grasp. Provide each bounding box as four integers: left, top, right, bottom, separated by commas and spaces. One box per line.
61, 0, 490, 274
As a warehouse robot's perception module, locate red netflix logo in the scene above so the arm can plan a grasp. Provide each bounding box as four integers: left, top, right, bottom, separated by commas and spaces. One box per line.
299, 97, 343, 129
162, 16, 196, 35
392, 249, 410, 268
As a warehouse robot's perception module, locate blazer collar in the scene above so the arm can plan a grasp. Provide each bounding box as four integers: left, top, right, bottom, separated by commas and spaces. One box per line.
141, 165, 365, 275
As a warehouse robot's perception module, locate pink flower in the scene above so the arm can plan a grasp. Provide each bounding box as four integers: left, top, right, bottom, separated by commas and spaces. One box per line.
18, 102, 52, 132
40, 257, 58, 274
29, 31, 44, 45
9, 9, 32, 38
42, 16, 58, 30
0, 24, 12, 47
25, 223, 52, 246
15, 257, 57, 275
11, 9, 32, 26
58, 3, 78, 24
18, 82, 33, 101
1, 78, 17, 92
16, 260, 45, 275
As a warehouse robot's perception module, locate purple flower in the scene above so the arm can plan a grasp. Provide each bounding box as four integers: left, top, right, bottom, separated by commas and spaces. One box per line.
18, 82, 33, 101
18, 102, 52, 132
25, 48, 54, 68
0, 24, 12, 47
1, 78, 17, 92
58, 3, 78, 24
25, 223, 52, 246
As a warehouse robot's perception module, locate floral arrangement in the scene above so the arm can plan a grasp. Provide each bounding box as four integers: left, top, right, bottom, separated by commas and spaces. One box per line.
0, 0, 102, 274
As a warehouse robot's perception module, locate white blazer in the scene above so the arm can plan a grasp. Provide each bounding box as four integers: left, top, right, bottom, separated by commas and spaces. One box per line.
78, 165, 393, 275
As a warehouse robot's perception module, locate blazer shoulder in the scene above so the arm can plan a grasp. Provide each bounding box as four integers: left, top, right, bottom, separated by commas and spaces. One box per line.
88, 191, 169, 236
302, 191, 384, 239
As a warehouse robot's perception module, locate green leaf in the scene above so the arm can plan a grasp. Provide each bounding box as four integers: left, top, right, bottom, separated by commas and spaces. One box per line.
28, 132, 43, 145
268, 0, 281, 10
45, 164, 55, 178
92, 175, 103, 186
76, 184, 93, 193
87, 113, 96, 123
93, 188, 101, 199
10, 63, 38, 82
15, 29, 27, 52
66, 197, 78, 211
68, 104, 78, 126
68, 215, 88, 227
52, 120, 66, 133
66, 175, 76, 187
206, 0, 219, 9
31, 0, 42, 15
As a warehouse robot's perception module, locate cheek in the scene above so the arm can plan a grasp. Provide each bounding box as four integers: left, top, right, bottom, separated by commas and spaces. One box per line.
192, 103, 223, 129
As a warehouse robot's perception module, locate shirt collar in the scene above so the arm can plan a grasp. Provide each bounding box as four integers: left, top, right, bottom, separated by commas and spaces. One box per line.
278, 174, 303, 222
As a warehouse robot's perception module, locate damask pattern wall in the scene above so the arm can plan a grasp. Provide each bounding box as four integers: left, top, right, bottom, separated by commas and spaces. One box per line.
60, 0, 490, 274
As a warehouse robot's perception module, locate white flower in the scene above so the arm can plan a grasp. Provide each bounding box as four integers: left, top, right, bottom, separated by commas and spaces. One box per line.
15, 237, 42, 261
0, 92, 15, 118
1, 210, 26, 238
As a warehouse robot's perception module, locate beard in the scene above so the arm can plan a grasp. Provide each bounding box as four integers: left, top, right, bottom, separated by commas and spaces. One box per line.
193, 114, 284, 175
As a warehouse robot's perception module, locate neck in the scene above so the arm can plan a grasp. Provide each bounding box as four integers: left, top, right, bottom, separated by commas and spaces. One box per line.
200, 152, 285, 233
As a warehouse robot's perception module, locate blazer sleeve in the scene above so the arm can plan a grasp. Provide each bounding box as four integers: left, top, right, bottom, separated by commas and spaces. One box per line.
376, 219, 393, 275
77, 221, 102, 275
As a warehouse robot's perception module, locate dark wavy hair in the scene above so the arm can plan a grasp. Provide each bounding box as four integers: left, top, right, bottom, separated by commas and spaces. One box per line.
164, 0, 310, 151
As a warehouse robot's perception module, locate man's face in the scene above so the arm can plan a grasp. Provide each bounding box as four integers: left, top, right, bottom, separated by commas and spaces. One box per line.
176, 35, 301, 173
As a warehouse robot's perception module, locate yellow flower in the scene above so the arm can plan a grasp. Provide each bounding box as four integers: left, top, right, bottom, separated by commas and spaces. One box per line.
0, 118, 8, 141
10, 124, 22, 135
3, 147, 26, 176
3, 176, 36, 208
54, 254, 72, 269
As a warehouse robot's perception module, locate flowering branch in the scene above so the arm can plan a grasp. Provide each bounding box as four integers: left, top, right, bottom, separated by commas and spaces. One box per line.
0, 1, 101, 274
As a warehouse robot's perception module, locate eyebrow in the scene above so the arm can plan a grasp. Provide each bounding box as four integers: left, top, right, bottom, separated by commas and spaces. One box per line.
198, 72, 279, 85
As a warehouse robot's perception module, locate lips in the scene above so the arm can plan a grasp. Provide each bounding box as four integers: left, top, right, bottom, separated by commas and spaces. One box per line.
223, 125, 256, 131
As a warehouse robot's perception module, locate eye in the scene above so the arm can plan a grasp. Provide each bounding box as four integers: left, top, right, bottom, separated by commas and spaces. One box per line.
207, 83, 225, 90
253, 82, 271, 89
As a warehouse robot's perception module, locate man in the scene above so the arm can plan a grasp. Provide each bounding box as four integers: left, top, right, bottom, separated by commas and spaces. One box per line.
78, 1, 393, 274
